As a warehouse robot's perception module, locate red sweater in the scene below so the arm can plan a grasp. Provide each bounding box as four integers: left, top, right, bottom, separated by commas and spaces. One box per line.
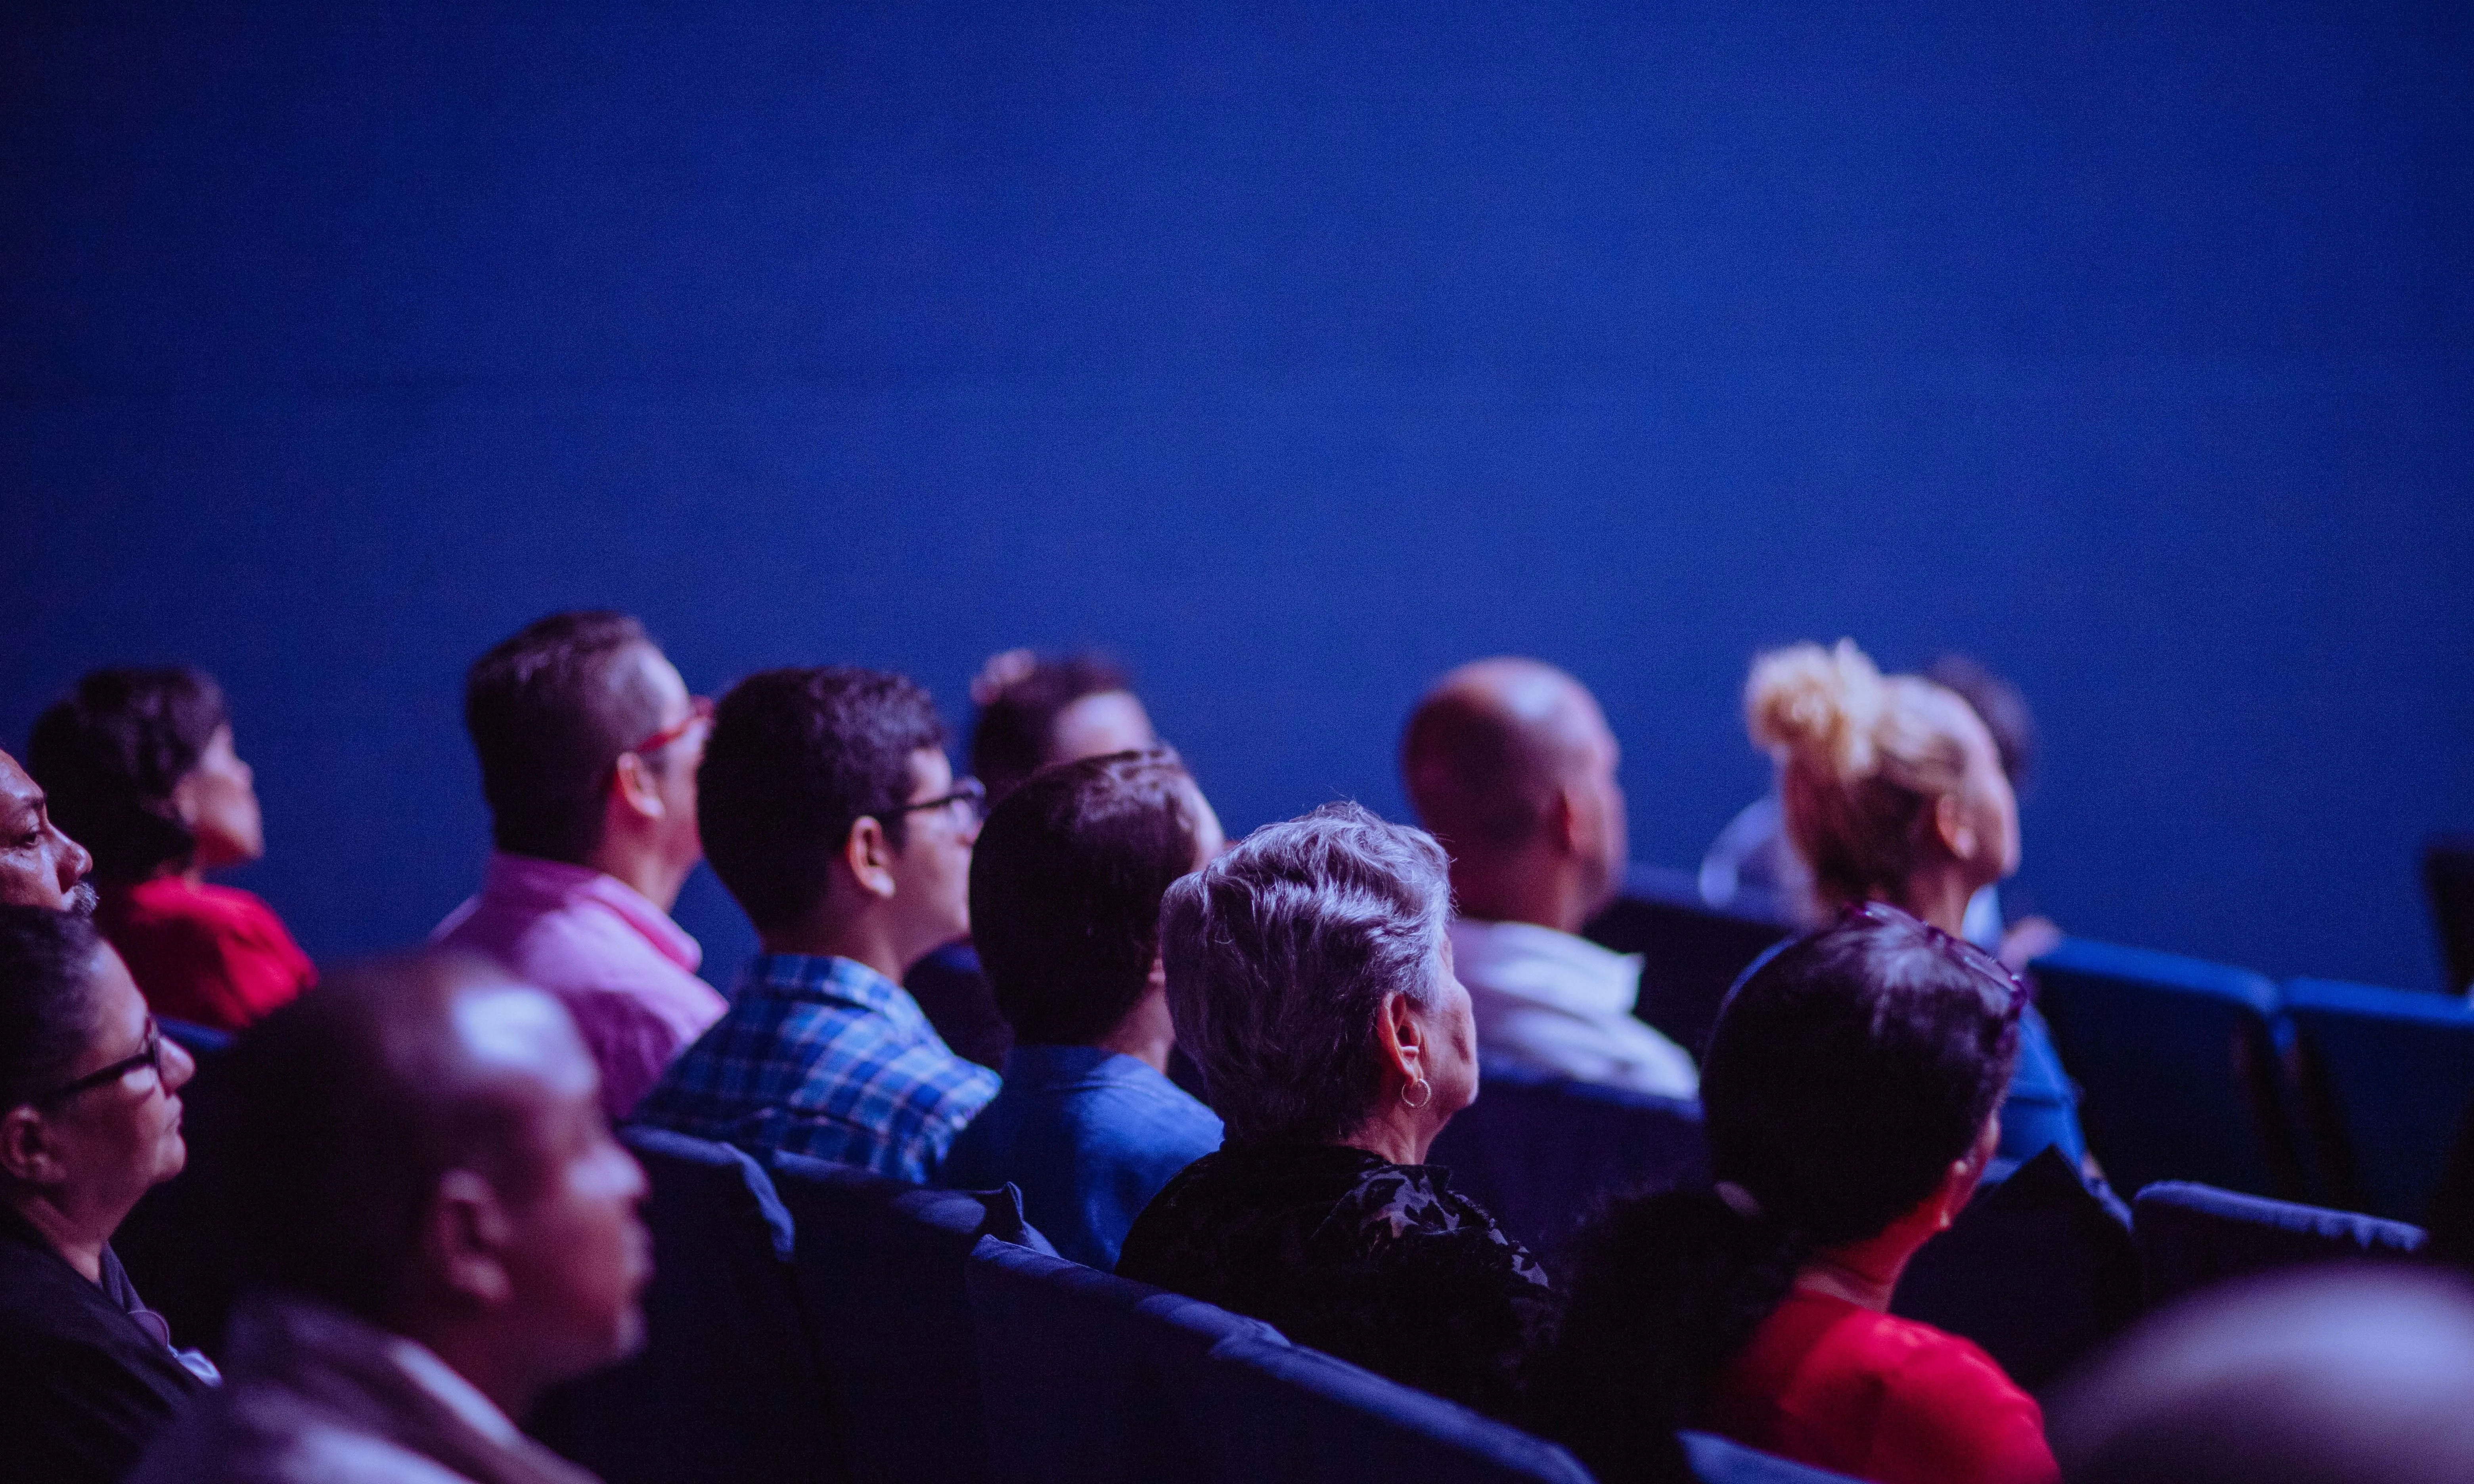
1700, 1289, 2058, 1484
96, 877, 316, 1033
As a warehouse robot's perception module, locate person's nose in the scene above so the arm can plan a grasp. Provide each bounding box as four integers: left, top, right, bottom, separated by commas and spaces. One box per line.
161, 1036, 198, 1093
51, 825, 92, 891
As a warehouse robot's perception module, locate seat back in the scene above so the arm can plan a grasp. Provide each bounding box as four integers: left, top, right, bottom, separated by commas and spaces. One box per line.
768, 1152, 1023, 1484
2029, 938, 2302, 1197
2133, 1180, 2427, 1306
2285, 977, 2474, 1221
2426, 834, 2474, 994
966, 1241, 1282, 1484
1890, 1147, 2142, 1392
1427, 1058, 1706, 1257
1197, 1334, 1597, 1484
159, 1017, 232, 1058
531, 1128, 837, 1484
1678, 1432, 1866, 1482
1583, 864, 1790, 1059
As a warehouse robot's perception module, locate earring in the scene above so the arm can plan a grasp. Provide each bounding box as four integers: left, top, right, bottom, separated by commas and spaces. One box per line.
1400, 1076, 1432, 1111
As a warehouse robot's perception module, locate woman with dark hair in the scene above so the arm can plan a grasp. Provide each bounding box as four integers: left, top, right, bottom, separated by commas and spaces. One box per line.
1531, 903, 2056, 1484
28, 667, 314, 1031
0, 905, 212, 1484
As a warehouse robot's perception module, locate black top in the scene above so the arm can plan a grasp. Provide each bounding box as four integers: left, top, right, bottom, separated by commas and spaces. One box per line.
0, 1203, 208, 1484
1115, 1141, 1553, 1419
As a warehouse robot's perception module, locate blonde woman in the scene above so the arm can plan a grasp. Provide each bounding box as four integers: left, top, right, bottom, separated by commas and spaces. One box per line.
1743, 640, 2086, 1172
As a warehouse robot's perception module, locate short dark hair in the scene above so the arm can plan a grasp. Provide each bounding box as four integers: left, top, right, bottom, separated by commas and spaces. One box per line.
463, 612, 669, 862
969, 652, 1133, 803
970, 749, 1204, 1046
698, 667, 947, 933
27, 667, 231, 883
1531, 905, 2024, 1480
208, 953, 553, 1322
0, 906, 106, 1110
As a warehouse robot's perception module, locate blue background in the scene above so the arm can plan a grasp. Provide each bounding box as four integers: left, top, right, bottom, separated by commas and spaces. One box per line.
6, 2, 2469, 990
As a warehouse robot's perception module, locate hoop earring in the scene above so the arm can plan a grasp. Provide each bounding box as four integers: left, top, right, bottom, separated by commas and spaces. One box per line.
1400, 1076, 1432, 1111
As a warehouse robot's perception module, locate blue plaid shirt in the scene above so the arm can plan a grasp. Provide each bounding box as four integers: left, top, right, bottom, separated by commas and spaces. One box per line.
634, 953, 1000, 1184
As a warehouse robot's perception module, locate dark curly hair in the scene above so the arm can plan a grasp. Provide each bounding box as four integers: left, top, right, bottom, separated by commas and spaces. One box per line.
698, 667, 947, 933
1529, 904, 2024, 1482
27, 667, 231, 884
463, 611, 671, 863
968, 651, 1134, 805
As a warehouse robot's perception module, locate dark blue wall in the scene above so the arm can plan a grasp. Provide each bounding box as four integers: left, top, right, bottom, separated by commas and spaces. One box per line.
7, 2, 2469, 990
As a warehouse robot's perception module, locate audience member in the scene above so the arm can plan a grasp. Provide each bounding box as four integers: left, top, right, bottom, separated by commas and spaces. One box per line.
2047, 1266, 2474, 1484
432, 613, 724, 1121
29, 667, 314, 1031
1703, 651, 2059, 964
636, 667, 998, 1182
910, 650, 1161, 1069
0, 906, 210, 1484
1741, 639, 2088, 1170
0, 747, 98, 912
1401, 658, 1697, 1097
1116, 802, 1550, 1421
942, 749, 1226, 1267
130, 952, 647, 1484
1532, 903, 2053, 1484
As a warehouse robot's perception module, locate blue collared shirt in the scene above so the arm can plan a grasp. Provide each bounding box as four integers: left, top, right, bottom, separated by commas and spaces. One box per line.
635, 953, 1000, 1184
941, 1043, 1223, 1269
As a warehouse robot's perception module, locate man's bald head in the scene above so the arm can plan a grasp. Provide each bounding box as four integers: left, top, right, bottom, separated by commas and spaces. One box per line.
1401, 660, 1630, 929
213, 952, 601, 1320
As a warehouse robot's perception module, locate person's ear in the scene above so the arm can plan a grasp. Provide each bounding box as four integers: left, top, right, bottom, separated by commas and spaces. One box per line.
1145, 954, 1168, 998
1545, 786, 1585, 858
1933, 1115, 2002, 1230
0, 1106, 63, 1186
843, 817, 898, 901
423, 1169, 517, 1309
609, 753, 667, 826
169, 770, 203, 831
1376, 990, 1427, 1087
1933, 791, 1978, 864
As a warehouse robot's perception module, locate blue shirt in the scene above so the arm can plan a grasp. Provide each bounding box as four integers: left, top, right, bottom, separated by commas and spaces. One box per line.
941, 1044, 1223, 1269
635, 953, 1000, 1184
1998, 1004, 2088, 1169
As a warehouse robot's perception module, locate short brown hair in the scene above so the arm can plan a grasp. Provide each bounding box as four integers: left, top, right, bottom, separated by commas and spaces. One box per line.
969, 749, 1204, 1046
463, 612, 668, 863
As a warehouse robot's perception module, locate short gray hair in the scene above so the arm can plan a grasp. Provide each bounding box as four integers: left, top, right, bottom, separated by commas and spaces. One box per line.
1158, 800, 1453, 1145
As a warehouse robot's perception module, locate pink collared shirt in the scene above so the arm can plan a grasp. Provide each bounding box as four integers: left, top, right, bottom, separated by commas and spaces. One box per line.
431, 853, 727, 1121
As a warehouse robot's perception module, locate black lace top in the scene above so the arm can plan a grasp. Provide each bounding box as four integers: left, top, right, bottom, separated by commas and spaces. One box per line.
1115, 1140, 1553, 1419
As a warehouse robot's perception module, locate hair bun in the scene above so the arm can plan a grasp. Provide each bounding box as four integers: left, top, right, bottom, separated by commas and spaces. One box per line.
1746, 639, 1885, 781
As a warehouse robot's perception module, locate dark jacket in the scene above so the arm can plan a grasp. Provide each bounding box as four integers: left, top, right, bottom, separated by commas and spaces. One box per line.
1116, 1140, 1553, 1419
0, 1203, 210, 1484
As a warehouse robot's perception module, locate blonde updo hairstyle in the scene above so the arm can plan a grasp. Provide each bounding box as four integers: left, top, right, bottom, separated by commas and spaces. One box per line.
1746, 639, 1984, 913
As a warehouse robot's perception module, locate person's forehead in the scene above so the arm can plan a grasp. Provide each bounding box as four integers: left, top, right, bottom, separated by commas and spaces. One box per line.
0, 752, 39, 816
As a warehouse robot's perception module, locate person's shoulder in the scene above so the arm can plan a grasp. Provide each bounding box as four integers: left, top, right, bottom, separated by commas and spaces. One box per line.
1855, 1314, 2056, 1480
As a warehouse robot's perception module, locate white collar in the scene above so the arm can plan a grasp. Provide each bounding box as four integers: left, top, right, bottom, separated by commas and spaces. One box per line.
385, 1333, 521, 1448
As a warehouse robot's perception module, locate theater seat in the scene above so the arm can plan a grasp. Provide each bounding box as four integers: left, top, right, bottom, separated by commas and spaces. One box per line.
766, 1153, 1046, 1484
1679, 1432, 1866, 1482
2028, 938, 2303, 1199
1427, 1057, 1706, 1257
966, 1241, 1283, 1484
1197, 1334, 1596, 1484
530, 1127, 837, 1484
2133, 1181, 2427, 1306
1584, 864, 1792, 1060
159, 1017, 231, 1058
1892, 1146, 2142, 1392
2285, 977, 2474, 1221
2426, 834, 2474, 994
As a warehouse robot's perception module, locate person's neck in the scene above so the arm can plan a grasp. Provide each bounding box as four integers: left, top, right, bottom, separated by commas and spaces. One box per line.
1091, 989, 1176, 1074
1894, 866, 1980, 939
581, 835, 691, 916
1335, 1103, 1432, 1167
394, 1314, 549, 1425
1792, 1224, 1924, 1313
760, 908, 917, 987
1449, 853, 1591, 936
3, 1187, 115, 1284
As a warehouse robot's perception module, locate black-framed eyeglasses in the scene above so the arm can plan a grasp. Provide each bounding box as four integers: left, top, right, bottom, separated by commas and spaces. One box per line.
28, 1018, 166, 1106
890, 777, 987, 825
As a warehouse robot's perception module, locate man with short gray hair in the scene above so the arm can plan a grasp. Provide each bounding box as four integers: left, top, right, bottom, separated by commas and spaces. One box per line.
1116, 802, 1549, 1421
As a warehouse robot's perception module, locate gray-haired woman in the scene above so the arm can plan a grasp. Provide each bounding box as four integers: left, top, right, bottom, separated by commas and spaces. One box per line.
1115, 801, 1550, 1420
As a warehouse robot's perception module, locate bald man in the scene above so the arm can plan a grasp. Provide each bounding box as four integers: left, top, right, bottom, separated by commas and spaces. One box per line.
132, 954, 648, 1484
1400, 660, 1697, 1098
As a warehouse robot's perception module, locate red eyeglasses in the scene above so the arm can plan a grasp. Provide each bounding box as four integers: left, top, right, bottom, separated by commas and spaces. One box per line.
627, 696, 714, 759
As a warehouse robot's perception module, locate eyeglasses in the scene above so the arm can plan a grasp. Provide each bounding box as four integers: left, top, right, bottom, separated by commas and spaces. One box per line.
1842, 900, 2028, 1019
889, 776, 988, 825
28, 1017, 166, 1106
626, 696, 714, 759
